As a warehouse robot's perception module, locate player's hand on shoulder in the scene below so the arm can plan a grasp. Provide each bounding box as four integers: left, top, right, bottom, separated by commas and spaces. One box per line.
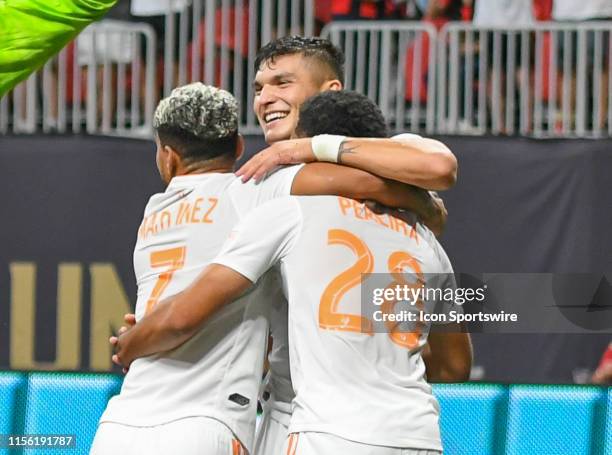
422, 192, 447, 237
365, 196, 446, 237
236, 138, 315, 183
365, 200, 417, 224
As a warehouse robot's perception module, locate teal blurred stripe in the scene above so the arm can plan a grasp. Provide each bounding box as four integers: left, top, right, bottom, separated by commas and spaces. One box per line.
0, 373, 609, 455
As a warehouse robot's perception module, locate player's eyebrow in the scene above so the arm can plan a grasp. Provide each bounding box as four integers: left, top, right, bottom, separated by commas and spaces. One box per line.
271, 72, 295, 81
253, 72, 296, 89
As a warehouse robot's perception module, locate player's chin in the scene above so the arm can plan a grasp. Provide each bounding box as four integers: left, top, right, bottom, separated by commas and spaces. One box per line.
265, 126, 290, 144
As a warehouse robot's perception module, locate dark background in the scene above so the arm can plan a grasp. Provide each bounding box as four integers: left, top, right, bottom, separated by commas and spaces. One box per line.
0, 134, 610, 382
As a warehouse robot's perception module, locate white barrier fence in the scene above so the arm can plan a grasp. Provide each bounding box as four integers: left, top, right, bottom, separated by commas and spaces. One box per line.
0, 22, 156, 137
1, 16, 611, 138
0, 0, 314, 137
437, 22, 612, 137
321, 21, 438, 134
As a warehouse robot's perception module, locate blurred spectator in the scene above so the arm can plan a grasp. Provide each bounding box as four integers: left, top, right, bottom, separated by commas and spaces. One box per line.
131, 0, 192, 55
469, 0, 535, 133
592, 343, 612, 384
472, 0, 534, 27
552, 0, 612, 21
315, 0, 333, 31
553, 0, 611, 130
413, 0, 463, 25
533, 0, 552, 21
131, 0, 192, 91
403, 0, 463, 107
331, 0, 402, 20
187, 4, 249, 90
77, 1, 136, 66
73, 1, 140, 128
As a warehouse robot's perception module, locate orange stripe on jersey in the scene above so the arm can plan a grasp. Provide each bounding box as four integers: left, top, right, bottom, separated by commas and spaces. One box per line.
285, 434, 295, 455
291, 434, 299, 455
231, 439, 242, 455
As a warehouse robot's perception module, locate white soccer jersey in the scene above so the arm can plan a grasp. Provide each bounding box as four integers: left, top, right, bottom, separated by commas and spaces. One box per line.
99, 166, 301, 453
215, 195, 455, 451
260, 133, 431, 437
257, 290, 294, 430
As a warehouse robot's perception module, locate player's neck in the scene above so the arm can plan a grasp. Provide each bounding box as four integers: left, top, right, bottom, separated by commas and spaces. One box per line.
178, 157, 235, 176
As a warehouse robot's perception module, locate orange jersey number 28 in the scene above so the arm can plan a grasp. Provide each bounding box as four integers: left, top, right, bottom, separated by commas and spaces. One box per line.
319, 229, 424, 350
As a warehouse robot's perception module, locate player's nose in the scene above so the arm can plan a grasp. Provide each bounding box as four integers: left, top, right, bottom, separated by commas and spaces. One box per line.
258, 84, 278, 105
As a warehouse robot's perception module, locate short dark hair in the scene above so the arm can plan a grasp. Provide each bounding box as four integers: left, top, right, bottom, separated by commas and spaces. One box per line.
296, 90, 388, 138
153, 83, 239, 163
155, 127, 238, 163
254, 36, 345, 83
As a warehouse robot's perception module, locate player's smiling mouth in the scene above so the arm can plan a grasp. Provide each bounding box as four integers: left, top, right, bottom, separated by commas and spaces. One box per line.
264, 111, 289, 124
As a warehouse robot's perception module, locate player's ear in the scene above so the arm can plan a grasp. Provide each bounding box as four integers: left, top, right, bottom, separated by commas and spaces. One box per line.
235, 134, 245, 161
321, 79, 342, 92
164, 145, 180, 178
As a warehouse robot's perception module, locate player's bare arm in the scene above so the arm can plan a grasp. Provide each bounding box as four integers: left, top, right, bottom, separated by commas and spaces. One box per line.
236, 136, 457, 191
422, 326, 472, 382
112, 265, 251, 369
291, 162, 447, 235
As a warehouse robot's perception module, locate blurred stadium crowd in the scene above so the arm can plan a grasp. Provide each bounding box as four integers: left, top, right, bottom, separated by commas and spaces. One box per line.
2, 0, 611, 138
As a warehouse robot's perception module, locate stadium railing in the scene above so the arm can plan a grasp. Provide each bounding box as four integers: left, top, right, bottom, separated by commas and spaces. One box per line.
437, 21, 612, 138
321, 21, 438, 135
0, 371, 610, 455
2, 14, 611, 139
0, 0, 314, 137
0, 22, 157, 138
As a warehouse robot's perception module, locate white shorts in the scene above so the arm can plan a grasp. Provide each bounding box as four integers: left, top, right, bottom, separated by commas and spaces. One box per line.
283, 432, 442, 455
253, 405, 290, 455
90, 416, 246, 455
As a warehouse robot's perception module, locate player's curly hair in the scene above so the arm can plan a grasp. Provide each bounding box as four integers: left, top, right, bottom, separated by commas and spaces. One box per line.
153, 83, 238, 163
296, 90, 388, 138
254, 36, 345, 83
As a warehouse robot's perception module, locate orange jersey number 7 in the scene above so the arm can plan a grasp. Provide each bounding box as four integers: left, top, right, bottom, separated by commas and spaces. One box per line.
145, 246, 187, 315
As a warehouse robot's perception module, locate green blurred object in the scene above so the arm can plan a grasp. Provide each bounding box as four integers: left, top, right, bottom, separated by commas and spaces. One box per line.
0, 0, 118, 97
